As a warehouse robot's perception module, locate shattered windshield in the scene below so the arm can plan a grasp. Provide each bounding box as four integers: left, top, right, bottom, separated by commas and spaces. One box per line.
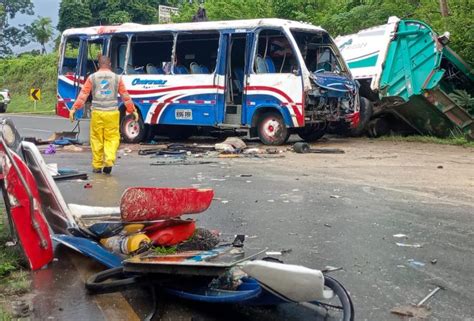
291, 30, 343, 74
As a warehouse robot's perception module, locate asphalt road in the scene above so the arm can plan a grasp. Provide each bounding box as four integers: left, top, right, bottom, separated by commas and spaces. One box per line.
5, 114, 474, 321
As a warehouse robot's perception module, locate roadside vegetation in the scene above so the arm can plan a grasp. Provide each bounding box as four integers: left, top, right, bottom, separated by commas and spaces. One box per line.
376, 135, 474, 148
0, 54, 57, 114
0, 209, 31, 297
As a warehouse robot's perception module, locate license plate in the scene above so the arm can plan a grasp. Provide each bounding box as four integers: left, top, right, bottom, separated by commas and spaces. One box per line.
175, 109, 193, 120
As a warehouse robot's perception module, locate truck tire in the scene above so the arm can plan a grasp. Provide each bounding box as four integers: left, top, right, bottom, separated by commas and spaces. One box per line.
257, 111, 289, 145
120, 114, 146, 143
297, 122, 327, 142
367, 117, 390, 137
0, 103, 6, 113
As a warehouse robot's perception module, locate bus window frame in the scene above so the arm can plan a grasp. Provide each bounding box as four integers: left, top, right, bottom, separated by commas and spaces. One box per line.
250, 27, 302, 76
290, 28, 349, 74
174, 31, 221, 75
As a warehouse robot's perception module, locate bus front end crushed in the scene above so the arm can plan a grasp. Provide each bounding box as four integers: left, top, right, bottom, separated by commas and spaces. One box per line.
307, 72, 360, 128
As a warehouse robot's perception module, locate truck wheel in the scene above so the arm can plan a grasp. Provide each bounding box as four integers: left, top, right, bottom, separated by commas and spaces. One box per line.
257, 112, 289, 145
350, 97, 373, 136
120, 114, 145, 143
367, 117, 390, 137
297, 122, 327, 142
0, 103, 6, 113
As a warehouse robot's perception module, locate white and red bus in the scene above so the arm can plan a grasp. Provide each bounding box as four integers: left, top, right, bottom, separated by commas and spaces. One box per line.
57, 19, 361, 145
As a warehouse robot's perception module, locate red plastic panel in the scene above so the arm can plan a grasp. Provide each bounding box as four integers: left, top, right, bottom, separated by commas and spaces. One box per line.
0, 147, 53, 270
120, 187, 214, 222
147, 221, 196, 246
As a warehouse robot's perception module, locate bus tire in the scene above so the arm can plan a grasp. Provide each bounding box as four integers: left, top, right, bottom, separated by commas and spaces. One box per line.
350, 97, 373, 136
297, 122, 327, 142
257, 111, 289, 145
120, 114, 145, 143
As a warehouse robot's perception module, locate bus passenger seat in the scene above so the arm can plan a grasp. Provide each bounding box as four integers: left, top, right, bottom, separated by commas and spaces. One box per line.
255, 56, 268, 73
146, 64, 157, 74
265, 57, 276, 73
173, 65, 189, 74
200, 65, 210, 74
190, 62, 201, 74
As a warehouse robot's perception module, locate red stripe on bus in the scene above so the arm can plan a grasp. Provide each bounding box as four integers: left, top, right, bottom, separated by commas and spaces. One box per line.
129, 85, 224, 95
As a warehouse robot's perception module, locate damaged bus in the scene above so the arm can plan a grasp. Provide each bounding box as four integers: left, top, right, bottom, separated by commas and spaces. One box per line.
57, 19, 361, 145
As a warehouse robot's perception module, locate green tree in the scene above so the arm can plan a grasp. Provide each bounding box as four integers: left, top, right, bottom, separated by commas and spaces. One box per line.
57, 0, 92, 32
26, 16, 54, 54
0, 0, 34, 56
173, 0, 274, 22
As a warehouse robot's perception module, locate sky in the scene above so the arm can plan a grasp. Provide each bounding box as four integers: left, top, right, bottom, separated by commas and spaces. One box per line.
11, 0, 61, 53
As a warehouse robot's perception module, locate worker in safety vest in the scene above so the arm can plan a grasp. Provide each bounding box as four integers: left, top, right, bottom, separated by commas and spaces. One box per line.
70, 56, 138, 174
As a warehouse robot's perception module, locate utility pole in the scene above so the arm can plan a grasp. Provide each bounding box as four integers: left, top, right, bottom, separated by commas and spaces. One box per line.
439, 0, 449, 17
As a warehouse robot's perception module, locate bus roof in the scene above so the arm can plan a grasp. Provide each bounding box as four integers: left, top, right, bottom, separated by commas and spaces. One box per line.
62, 18, 327, 37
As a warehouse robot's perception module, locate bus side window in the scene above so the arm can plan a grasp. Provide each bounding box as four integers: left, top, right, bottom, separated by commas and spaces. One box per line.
127, 33, 174, 75
175, 32, 220, 74
61, 37, 80, 75
254, 29, 296, 74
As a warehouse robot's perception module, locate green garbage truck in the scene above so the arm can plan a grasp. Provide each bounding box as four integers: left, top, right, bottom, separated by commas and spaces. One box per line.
336, 16, 474, 140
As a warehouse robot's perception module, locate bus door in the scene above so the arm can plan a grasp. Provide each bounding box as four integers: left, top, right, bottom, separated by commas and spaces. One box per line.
58, 35, 107, 119
221, 31, 254, 126
245, 29, 304, 129
79, 36, 107, 118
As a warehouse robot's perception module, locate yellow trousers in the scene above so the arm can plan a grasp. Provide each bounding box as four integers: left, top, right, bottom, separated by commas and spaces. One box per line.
90, 110, 120, 169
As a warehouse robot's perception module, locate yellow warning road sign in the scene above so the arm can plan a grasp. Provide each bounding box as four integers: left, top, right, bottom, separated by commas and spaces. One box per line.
30, 88, 41, 101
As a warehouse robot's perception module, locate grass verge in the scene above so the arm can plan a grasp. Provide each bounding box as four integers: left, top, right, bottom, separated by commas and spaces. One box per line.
0, 209, 31, 300
376, 135, 474, 148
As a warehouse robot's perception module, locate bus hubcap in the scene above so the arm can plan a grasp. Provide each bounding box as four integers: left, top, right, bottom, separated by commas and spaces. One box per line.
126, 120, 139, 138
264, 120, 279, 137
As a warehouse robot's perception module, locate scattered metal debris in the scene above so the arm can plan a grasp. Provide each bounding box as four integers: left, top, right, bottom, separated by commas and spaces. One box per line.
407, 259, 425, 268
393, 233, 407, 238
391, 286, 443, 319
396, 242, 422, 248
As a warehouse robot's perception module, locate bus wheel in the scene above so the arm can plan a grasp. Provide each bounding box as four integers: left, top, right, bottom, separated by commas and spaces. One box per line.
257, 112, 289, 145
120, 114, 145, 143
297, 122, 327, 142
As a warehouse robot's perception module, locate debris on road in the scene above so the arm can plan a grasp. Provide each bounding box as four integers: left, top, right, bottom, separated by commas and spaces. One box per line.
431, 259, 438, 264
62, 144, 83, 152
322, 266, 343, 273
407, 259, 425, 268
151, 159, 217, 166
393, 233, 407, 238
396, 242, 422, 248
84, 183, 93, 189
293, 142, 345, 154
391, 286, 442, 318
330, 195, 341, 199
43, 144, 56, 155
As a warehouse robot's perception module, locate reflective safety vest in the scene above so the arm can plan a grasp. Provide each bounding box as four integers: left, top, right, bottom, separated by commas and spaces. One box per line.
90, 70, 120, 111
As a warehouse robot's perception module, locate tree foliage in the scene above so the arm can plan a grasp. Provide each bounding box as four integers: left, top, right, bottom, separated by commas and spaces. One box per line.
57, 0, 93, 32
171, 0, 474, 66
26, 16, 54, 54
58, 0, 166, 31
0, 0, 34, 56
